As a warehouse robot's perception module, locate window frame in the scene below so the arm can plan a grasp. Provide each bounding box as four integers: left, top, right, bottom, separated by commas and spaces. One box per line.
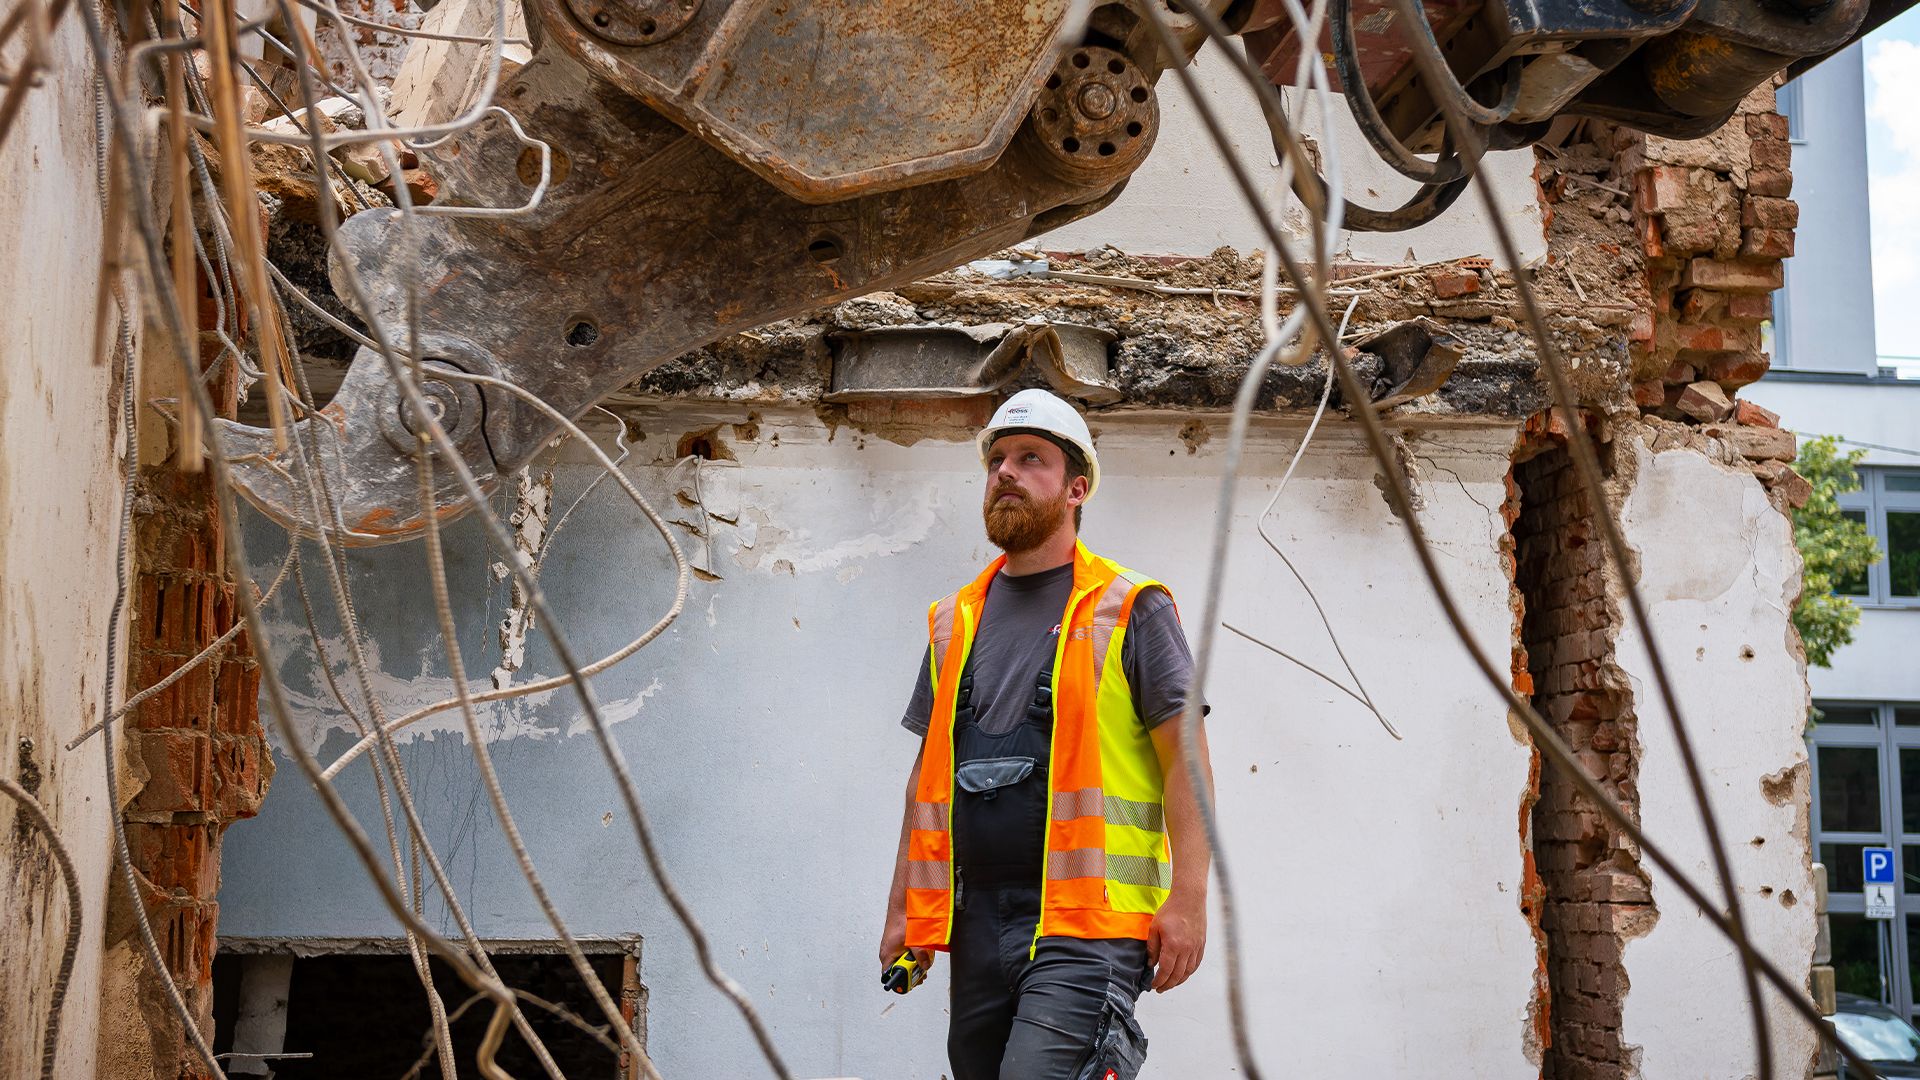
1837, 467, 1920, 609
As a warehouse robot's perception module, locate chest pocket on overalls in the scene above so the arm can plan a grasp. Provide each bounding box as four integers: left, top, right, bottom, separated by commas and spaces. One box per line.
955, 757, 1037, 796
950, 648, 1056, 876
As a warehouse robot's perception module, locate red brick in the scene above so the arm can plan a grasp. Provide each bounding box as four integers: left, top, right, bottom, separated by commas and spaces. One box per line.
127, 653, 189, 726
154, 901, 219, 985
1750, 460, 1813, 506
1429, 267, 1481, 299
1628, 310, 1654, 344
1734, 399, 1779, 427
1725, 292, 1772, 322
214, 661, 262, 735
1742, 196, 1799, 230
1707, 422, 1796, 461
1741, 227, 1795, 259
1676, 288, 1716, 322
1707, 352, 1770, 388
1749, 167, 1793, 197
1750, 136, 1792, 172
1662, 359, 1696, 385
1676, 325, 1729, 355
1638, 214, 1664, 259
1582, 932, 1624, 965
1632, 379, 1665, 407
211, 735, 269, 820
1680, 259, 1782, 293
1644, 165, 1694, 214
1746, 113, 1790, 141
1589, 871, 1651, 903
379, 166, 439, 205
131, 730, 210, 814
126, 822, 217, 896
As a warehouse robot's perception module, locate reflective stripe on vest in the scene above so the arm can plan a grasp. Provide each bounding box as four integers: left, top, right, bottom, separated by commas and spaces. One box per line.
903, 541, 1174, 950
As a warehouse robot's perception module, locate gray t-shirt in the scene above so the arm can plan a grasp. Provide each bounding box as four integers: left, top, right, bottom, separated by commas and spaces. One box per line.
900, 562, 1204, 738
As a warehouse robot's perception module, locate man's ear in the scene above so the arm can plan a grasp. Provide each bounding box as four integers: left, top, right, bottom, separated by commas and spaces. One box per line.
1067, 474, 1090, 507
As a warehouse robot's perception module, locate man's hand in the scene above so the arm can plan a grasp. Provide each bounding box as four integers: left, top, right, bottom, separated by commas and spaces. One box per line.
879, 909, 935, 977
1146, 891, 1206, 992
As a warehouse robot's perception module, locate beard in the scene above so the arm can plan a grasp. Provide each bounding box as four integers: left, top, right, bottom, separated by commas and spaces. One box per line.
983, 482, 1069, 553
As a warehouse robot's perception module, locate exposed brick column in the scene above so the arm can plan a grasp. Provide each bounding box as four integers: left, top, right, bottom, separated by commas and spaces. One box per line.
1514, 430, 1655, 1080
1621, 83, 1804, 501
104, 263, 271, 1079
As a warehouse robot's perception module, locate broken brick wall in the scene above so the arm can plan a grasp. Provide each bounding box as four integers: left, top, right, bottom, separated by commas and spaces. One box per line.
1514, 77, 1813, 1080
96, 265, 270, 1080
1533, 82, 1806, 510
1615, 83, 1811, 507
1621, 87, 1798, 428
1515, 432, 1656, 1080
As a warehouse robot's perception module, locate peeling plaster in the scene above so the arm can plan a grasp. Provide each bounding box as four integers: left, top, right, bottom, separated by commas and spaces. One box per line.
257, 624, 662, 751
733, 484, 943, 577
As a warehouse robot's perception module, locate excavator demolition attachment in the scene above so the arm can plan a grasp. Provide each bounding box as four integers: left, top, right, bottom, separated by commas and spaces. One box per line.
216, 0, 1883, 544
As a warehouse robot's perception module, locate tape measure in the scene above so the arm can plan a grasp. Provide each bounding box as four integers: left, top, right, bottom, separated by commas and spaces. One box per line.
881, 952, 926, 994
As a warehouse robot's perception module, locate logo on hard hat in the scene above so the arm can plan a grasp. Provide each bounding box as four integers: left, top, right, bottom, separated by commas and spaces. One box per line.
1005, 406, 1031, 422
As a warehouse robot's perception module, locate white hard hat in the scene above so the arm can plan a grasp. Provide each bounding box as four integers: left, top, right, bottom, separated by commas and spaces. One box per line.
976, 388, 1100, 500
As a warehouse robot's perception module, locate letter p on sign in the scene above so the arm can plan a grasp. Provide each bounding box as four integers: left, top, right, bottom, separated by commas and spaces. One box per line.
1865, 847, 1896, 885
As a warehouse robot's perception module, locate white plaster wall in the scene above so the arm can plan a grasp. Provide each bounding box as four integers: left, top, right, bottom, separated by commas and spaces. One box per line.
1039, 48, 1548, 266
0, 16, 128, 1080
1615, 445, 1817, 1077
1807, 607, 1920, 703
220, 408, 1541, 1078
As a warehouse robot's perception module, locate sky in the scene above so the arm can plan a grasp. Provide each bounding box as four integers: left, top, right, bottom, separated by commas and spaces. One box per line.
1863, 11, 1920, 372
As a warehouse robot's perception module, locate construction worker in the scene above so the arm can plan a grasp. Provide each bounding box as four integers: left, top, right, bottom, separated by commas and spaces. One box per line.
878, 388, 1214, 1080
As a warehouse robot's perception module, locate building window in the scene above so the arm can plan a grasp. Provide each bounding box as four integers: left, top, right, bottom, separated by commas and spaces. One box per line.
1808, 700, 1920, 1016
1838, 467, 1920, 606
1780, 77, 1806, 143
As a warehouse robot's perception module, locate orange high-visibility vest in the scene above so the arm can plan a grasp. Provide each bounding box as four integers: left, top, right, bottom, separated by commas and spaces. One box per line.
904, 541, 1174, 950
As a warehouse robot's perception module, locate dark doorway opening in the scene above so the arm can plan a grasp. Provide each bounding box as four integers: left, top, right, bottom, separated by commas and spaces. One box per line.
211, 943, 643, 1078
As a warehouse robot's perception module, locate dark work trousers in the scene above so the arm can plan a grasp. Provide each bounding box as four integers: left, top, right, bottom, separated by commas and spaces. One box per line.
947, 881, 1152, 1080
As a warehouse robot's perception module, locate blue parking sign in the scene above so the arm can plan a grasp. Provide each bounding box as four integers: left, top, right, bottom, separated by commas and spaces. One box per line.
1865, 847, 1896, 885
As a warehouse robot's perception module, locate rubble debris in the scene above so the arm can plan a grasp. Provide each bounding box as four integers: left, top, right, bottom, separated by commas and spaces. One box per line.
387, 0, 533, 128
1675, 380, 1732, 422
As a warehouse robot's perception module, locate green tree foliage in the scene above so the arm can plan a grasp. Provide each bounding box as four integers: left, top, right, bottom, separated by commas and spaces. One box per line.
1792, 436, 1881, 668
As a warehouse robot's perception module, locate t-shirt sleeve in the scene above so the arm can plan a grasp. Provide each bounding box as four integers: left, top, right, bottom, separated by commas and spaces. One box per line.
901, 647, 935, 737
1121, 587, 1207, 731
